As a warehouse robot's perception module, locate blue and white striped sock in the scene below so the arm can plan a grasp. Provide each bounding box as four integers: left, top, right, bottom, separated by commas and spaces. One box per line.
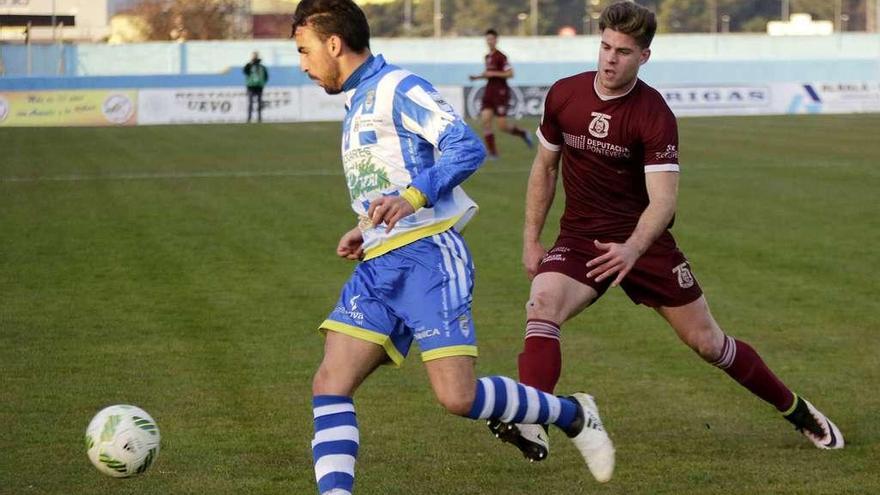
312, 395, 359, 495
466, 376, 578, 430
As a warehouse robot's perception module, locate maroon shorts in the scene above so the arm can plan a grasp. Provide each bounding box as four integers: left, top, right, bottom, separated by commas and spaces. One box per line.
536, 236, 703, 308
481, 86, 510, 117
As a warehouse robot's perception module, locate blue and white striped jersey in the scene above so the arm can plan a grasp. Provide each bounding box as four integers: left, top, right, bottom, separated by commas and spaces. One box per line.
339, 55, 486, 260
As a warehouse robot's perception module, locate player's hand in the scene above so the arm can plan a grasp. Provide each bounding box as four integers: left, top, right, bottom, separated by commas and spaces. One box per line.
586, 240, 641, 287
367, 196, 415, 233
468, 74, 480, 81
523, 240, 547, 281
337, 227, 365, 261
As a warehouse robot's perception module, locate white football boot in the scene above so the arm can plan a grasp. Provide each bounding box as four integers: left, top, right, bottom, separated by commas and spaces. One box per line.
566, 393, 615, 483
784, 396, 844, 449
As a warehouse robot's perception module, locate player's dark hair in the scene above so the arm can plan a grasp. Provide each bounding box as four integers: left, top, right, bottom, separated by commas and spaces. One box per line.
485, 29, 498, 37
292, 0, 370, 53
599, 1, 657, 49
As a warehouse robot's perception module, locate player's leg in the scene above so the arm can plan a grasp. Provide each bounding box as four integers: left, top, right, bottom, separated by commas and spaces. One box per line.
497, 115, 533, 148
311, 261, 414, 495
256, 87, 264, 123
520, 271, 600, 393
247, 89, 254, 123
657, 295, 844, 449
479, 108, 498, 158
423, 356, 614, 482
311, 331, 386, 495
496, 241, 610, 462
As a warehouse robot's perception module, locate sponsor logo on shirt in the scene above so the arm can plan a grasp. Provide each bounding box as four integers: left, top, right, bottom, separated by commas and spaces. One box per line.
343, 147, 391, 200
655, 144, 678, 161
588, 112, 611, 138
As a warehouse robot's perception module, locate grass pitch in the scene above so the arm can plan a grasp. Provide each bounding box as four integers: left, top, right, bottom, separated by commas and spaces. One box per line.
1, 115, 878, 494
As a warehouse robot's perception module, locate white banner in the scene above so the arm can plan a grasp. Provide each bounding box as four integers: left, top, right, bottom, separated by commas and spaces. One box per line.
138, 86, 300, 125
795, 82, 880, 114
297, 85, 465, 122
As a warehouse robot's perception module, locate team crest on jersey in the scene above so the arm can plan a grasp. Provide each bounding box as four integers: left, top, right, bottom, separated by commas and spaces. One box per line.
672, 262, 695, 289
364, 90, 376, 112
588, 112, 611, 138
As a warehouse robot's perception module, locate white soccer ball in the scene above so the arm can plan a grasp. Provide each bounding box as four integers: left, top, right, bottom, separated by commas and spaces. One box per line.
85, 404, 161, 477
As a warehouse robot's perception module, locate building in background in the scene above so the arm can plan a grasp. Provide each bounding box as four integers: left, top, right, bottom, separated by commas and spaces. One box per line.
0, 0, 111, 42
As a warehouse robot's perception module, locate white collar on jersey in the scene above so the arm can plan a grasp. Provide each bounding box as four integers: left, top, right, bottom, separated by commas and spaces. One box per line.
593, 73, 638, 101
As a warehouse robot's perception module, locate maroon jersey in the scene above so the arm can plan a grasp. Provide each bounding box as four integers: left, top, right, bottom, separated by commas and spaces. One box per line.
537, 71, 680, 243
484, 50, 511, 92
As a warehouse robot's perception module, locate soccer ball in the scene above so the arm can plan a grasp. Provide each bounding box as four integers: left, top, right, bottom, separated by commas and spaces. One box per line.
85, 404, 161, 477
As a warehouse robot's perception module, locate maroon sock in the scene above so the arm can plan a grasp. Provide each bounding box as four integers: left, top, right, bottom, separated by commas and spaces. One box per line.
712, 335, 795, 412
517, 319, 561, 393
484, 133, 498, 156
509, 127, 526, 139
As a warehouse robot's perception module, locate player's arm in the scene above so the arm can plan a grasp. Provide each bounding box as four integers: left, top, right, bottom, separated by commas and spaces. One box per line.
523, 144, 561, 278
586, 172, 678, 286
369, 78, 486, 231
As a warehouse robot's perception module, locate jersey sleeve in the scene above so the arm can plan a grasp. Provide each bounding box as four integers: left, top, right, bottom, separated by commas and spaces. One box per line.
498, 53, 511, 71
536, 83, 562, 152
394, 76, 486, 206
642, 99, 680, 173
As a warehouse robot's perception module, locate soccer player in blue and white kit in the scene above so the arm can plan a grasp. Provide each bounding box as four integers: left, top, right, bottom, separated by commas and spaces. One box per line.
293, 1, 615, 493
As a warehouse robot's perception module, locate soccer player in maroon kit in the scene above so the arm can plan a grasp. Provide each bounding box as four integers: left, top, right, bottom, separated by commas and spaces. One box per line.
469, 29, 533, 159
489, 1, 844, 465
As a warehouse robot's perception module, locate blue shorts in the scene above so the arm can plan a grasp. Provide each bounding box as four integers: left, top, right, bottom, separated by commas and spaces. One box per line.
320, 229, 478, 366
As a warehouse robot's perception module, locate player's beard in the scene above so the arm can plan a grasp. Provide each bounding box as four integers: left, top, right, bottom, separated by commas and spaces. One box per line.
316, 63, 343, 95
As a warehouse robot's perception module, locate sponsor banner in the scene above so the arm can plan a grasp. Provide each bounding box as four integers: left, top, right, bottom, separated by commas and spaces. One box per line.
138, 87, 300, 125
298, 85, 465, 122
298, 86, 346, 122
658, 86, 775, 116
464, 85, 549, 119
792, 82, 880, 114
0, 90, 137, 127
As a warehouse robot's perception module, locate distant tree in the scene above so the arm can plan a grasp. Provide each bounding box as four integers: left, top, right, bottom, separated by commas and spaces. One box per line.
129, 0, 238, 41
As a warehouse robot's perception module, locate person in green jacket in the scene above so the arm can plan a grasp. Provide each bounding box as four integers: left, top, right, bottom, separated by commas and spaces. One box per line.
243, 51, 269, 122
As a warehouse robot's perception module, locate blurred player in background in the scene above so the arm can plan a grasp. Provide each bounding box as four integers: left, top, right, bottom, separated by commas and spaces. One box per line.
293, 1, 614, 493
490, 0, 844, 463
469, 29, 532, 159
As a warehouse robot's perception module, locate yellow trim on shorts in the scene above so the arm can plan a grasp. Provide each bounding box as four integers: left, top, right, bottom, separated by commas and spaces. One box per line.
362, 214, 463, 261
421, 345, 479, 362
319, 319, 406, 368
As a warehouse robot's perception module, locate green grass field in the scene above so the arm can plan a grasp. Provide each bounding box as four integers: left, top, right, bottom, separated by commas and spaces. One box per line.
1, 115, 878, 494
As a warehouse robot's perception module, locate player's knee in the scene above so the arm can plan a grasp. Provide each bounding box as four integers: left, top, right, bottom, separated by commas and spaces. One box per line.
434, 388, 475, 417
684, 327, 724, 362
312, 365, 349, 396
525, 292, 561, 321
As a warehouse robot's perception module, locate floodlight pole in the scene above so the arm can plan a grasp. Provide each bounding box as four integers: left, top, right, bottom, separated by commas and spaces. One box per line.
51, 0, 56, 42
404, 0, 412, 34
781, 0, 789, 21
530, 0, 538, 36
433, 0, 441, 38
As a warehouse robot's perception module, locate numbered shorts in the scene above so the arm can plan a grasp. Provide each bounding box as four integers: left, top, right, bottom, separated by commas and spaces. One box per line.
320, 229, 478, 366
537, 235, 703, 308
481, 86, 510, 117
